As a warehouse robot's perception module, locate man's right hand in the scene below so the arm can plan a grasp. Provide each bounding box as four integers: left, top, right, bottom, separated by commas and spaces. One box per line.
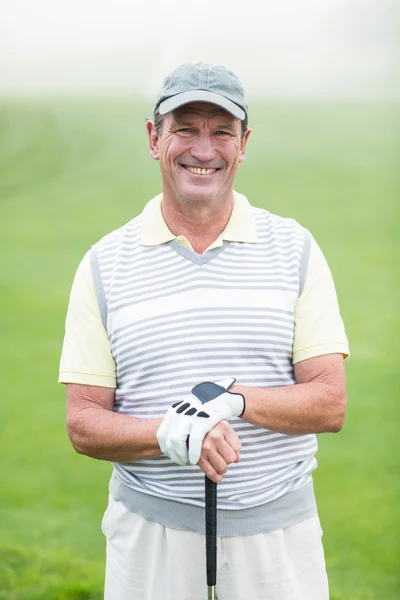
156, 397, 241, 480
197, 420, 241, 483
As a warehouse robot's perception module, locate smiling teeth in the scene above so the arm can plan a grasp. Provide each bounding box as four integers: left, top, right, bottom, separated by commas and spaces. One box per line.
186, 167, 216, 175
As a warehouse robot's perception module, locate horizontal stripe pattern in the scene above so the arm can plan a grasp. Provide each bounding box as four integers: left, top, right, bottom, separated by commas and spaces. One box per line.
94, 206, 316, 511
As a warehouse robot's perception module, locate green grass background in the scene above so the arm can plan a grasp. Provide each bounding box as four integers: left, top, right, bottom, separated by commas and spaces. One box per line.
0, 98, 398, 599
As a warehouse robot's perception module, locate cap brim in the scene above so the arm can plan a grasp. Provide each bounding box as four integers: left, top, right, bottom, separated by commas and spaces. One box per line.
158, 90, 245, 120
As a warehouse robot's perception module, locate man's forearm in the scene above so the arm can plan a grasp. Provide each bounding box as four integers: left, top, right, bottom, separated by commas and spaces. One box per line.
232, 378, 346, 435
231, 354, 346, 435
67, 404, 163, 462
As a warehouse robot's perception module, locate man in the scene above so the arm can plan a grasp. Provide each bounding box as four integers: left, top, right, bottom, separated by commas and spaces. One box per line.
59, 62, 349, 600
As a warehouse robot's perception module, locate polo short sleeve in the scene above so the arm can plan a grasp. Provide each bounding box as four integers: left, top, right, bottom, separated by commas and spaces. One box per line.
59, 251, 117, 388
292, 236, 349, 364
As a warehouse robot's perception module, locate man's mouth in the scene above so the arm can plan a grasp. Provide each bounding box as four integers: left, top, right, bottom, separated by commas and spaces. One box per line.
182, 165, 219, 175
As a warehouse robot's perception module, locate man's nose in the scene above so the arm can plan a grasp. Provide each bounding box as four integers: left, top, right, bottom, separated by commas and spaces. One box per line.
190, 133, 217, 162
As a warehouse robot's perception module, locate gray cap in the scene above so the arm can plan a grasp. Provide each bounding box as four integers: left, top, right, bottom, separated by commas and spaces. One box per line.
155, 62, 248, 121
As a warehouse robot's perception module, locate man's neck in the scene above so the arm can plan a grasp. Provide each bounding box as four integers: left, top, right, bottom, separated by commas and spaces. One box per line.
161, 193, 234, 254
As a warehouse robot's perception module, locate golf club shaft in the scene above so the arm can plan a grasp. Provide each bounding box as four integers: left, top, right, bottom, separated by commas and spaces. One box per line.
193, 385, 218, 597
205, 475, 217, 591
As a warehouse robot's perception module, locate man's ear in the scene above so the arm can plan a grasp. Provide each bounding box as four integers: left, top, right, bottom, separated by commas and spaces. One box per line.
239, 128, 251, 163
146, 120, 160, 160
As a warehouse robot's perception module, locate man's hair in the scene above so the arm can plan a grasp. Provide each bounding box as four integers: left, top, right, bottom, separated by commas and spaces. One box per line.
153, 108, 249, 138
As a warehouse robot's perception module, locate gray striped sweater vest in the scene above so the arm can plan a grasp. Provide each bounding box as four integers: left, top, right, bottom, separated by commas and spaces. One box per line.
91, 205, 318, 536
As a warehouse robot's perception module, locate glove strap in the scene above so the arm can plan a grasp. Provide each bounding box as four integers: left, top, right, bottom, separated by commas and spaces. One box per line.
191, 380, 245, 418
191, 378, 235, 402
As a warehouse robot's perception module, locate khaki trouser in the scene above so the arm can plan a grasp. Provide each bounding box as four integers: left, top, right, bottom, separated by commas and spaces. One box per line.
102, 495, 329, 600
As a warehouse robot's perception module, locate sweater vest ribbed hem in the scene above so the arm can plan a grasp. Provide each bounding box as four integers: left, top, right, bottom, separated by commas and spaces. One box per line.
109, 471, 317, 536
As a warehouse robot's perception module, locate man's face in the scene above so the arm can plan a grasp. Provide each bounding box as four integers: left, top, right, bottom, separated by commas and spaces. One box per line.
147, 102, 250, 205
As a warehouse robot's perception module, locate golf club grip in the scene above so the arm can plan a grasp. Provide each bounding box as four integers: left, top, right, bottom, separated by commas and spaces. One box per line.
191, 381, 221, 590
205, 475, 217, 587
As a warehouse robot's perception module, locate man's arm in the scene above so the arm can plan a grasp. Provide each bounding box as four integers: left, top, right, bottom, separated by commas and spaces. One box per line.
66, 383, 163, 461
230, 233, 348, 435
231, 353, 346, 435
61, 255, 240, 481
152, 234, 349, 463
66, 383, 241, 482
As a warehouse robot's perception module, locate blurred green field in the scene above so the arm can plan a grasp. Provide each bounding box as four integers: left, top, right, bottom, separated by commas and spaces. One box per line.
0, 97, 398, 600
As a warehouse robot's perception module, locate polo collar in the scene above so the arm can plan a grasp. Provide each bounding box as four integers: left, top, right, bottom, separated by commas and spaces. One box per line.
140, 192, 258, 247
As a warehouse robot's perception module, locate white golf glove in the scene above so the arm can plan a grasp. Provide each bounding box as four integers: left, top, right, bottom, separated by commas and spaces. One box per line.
156, 378, 245, 466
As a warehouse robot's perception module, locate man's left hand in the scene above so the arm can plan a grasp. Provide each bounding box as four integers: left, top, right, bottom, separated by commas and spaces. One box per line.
187, 380, 245, 464
156, 378, 245, 466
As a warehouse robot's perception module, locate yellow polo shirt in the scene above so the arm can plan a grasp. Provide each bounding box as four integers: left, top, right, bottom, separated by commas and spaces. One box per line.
59, 192, 349, 387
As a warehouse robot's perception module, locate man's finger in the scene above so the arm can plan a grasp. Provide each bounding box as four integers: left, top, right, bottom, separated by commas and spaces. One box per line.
221, 423, 242, 454
203, 439, 238, 466
166, 419, 192, 465
204, 420, 242, 455
202, 448, 229, 476
188, 412, 223, 464
188, 434, 204, 466
197, 456, 223, 483
165, 438, 188, 465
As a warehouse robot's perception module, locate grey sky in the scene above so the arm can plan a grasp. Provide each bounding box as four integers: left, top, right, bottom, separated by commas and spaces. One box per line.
1, 0, 398, 98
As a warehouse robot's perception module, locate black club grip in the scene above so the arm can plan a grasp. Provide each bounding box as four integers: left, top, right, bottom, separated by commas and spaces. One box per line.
192, 381, 220, 589
205, 475, 217, 586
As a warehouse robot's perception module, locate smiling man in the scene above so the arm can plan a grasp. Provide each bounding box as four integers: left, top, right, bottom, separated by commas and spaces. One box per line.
151, 101, 249, 200
60, 63, 349, 600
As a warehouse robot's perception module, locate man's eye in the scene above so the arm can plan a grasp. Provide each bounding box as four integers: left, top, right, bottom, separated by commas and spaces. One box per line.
178, 128, 195, 134
215, 131, 230, 136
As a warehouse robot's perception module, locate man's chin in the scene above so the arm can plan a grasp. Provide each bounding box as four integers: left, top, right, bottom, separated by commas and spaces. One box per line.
180, 185, 219, 204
